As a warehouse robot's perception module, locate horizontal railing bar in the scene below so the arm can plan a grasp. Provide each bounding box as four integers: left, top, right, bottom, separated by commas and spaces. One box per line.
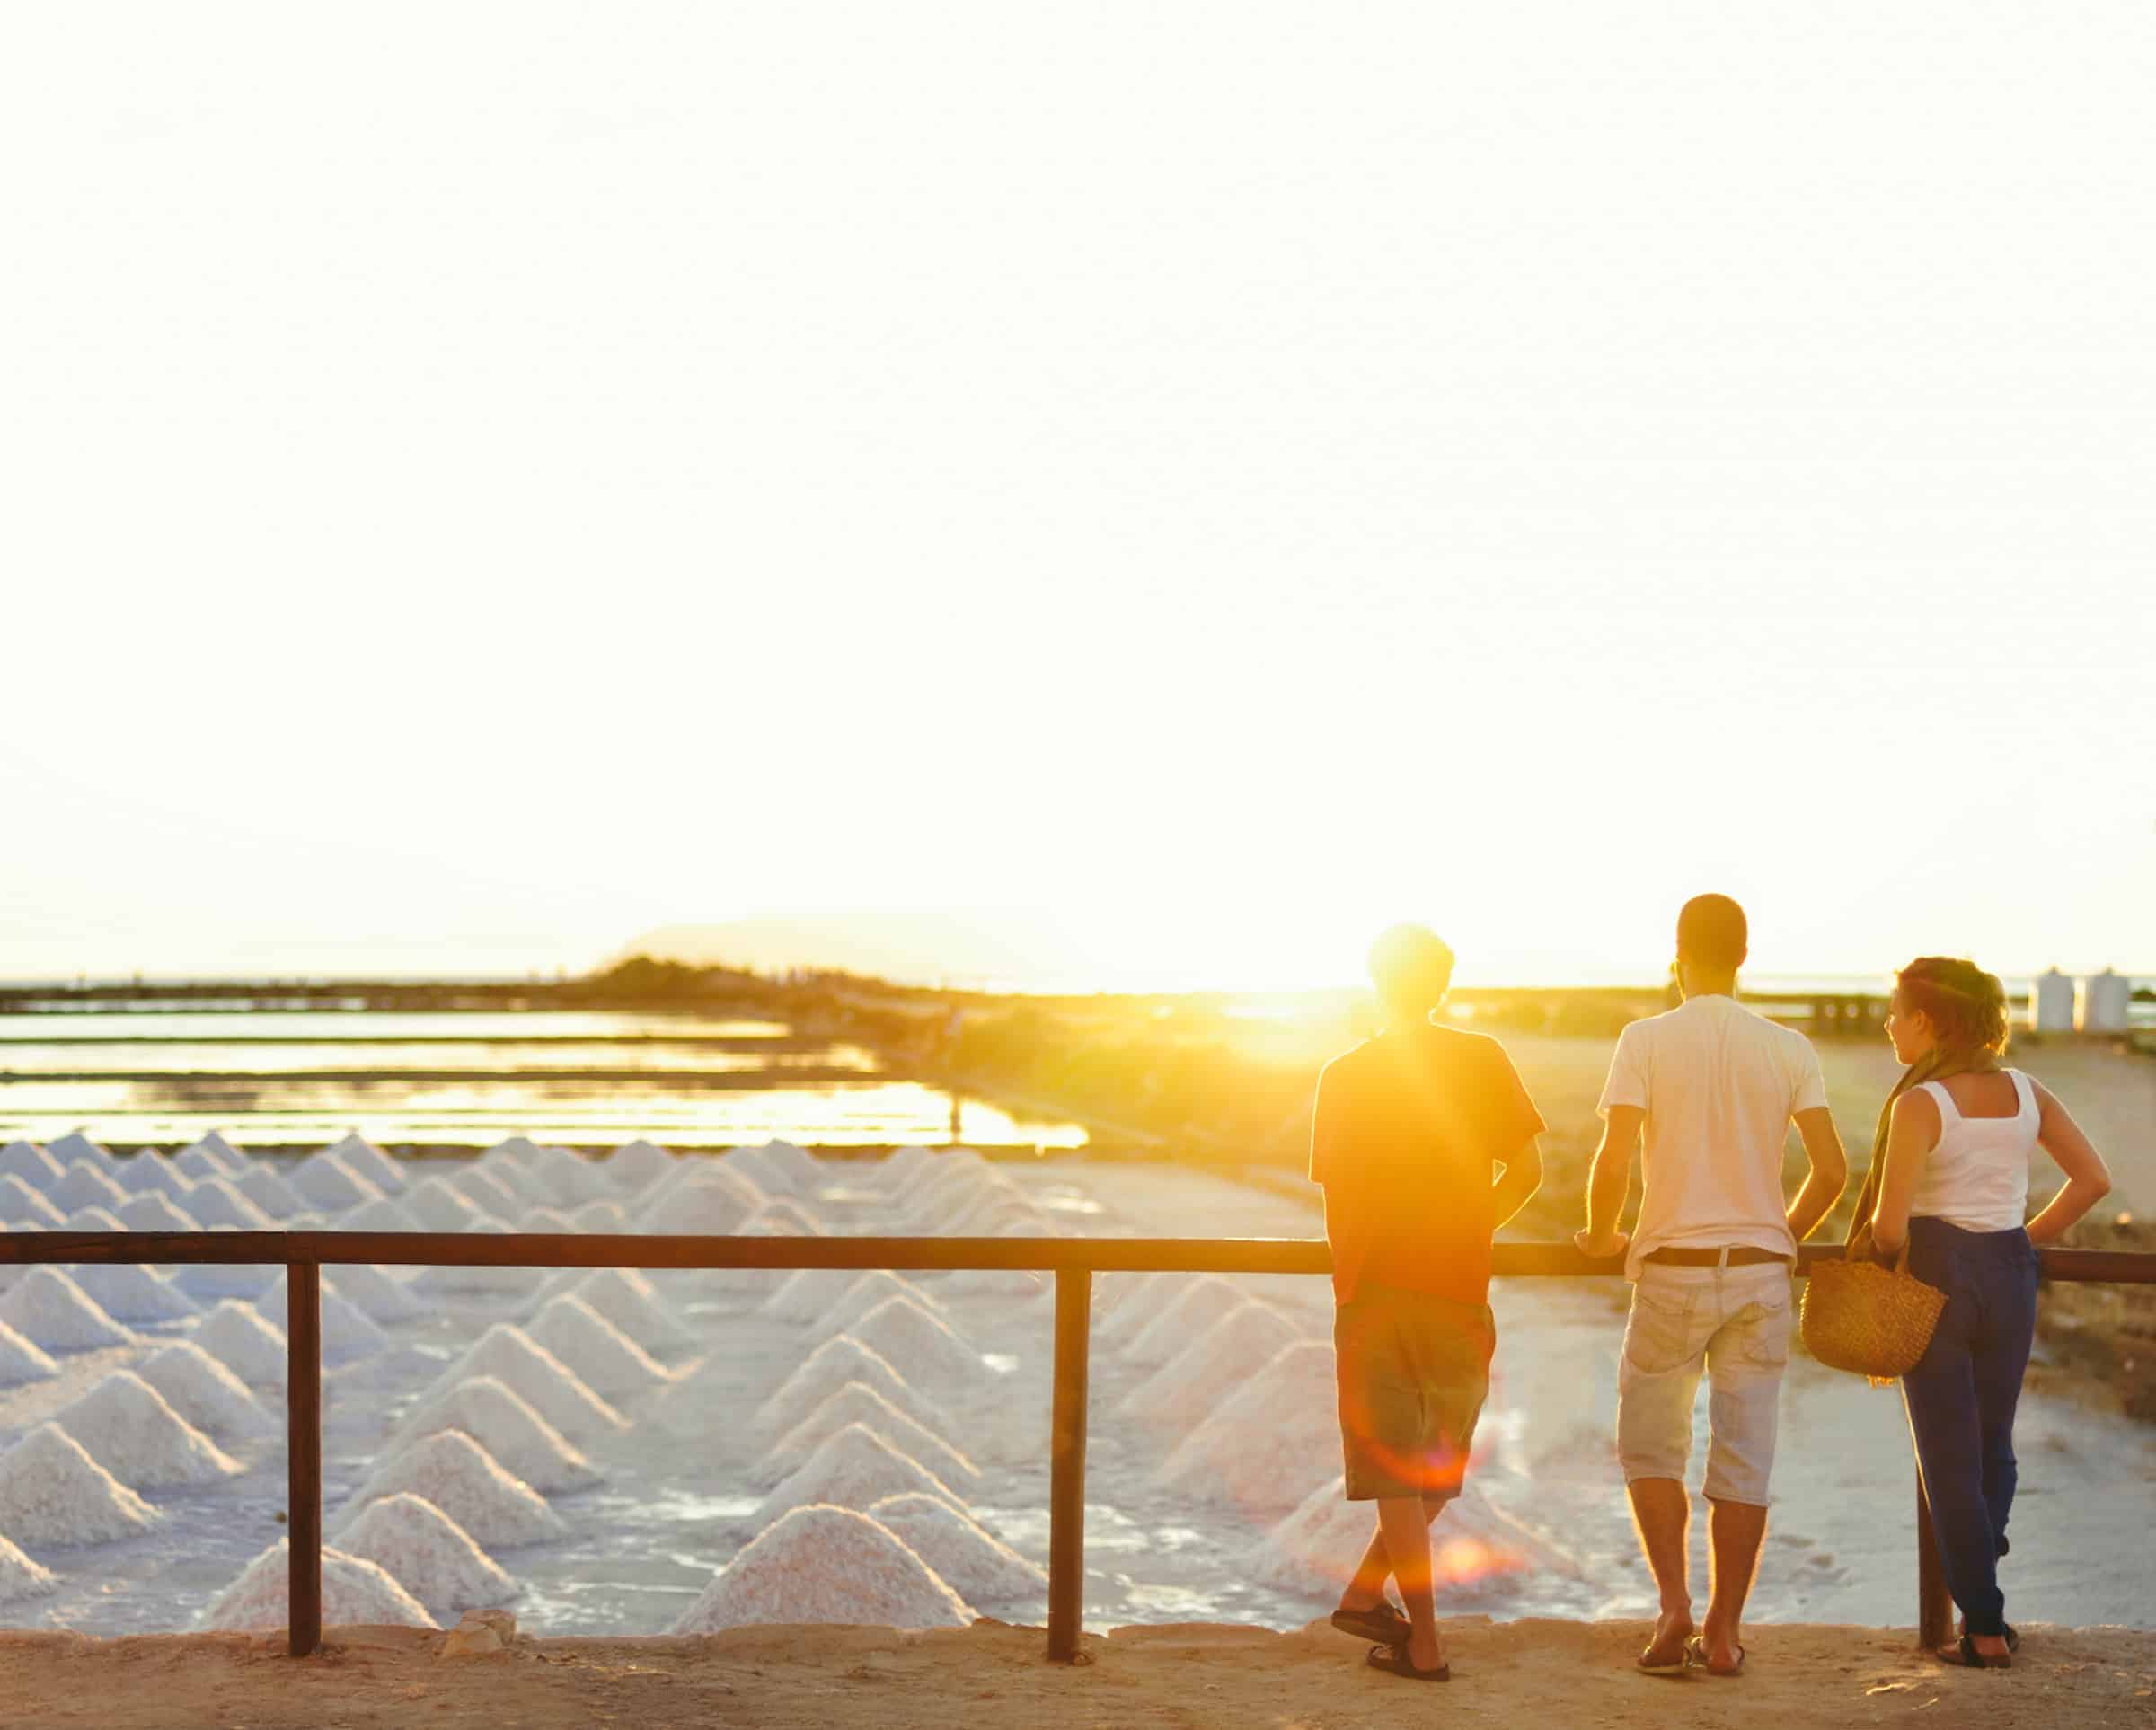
4, 1231, 2152, 1281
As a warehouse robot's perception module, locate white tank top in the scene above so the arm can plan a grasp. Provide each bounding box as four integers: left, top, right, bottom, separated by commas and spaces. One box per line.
1909, 1069, 2037, 1232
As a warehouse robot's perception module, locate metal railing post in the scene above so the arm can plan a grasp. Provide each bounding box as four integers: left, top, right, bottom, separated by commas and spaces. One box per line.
1915, 1475, 1952, 1652
1046, 1267, 1092, 1662
287, 1258, 323, 1658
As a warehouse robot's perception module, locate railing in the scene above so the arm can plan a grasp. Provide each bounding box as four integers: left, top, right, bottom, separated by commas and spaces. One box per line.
6, 1230, 2152, 1661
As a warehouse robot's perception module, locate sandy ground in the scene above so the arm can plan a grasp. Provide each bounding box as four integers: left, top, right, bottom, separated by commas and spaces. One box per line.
2, 1617, 2152, 1729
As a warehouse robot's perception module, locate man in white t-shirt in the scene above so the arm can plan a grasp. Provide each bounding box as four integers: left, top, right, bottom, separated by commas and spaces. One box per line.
1575, 895, 1848, 1679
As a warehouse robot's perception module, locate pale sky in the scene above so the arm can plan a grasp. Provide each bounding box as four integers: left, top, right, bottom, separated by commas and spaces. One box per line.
4, 3, 2152, 989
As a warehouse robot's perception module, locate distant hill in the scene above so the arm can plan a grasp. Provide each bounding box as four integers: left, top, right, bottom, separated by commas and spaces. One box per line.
616, 913, 1080, 992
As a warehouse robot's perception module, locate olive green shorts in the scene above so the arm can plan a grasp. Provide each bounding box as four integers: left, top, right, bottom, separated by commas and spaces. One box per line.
1333, 1283, 1494, 1503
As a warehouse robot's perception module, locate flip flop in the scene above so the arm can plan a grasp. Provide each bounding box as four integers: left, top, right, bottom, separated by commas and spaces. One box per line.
1330, 1604, 1412, 1646
1365, 1642, 1450, 1683
1684, 1635, 1745, 1676
1637, 1644, 1691, 1677
1946, 1636, 2011, 1670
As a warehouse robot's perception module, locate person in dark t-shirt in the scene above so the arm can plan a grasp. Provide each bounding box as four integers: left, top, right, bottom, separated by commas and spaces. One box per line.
1311, 925, 1545, 1683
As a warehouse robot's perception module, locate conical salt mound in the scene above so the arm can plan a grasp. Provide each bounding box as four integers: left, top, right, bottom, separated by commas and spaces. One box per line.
0, 1143, 62, 1189
0, 1423, 163, 1545
568, 1198, 628, 1232
389, 1377, 600, 1495
178, 1178, 276, 1231
174, 1259, 280, 1303
47, 1133, 120, 1171
810, 1273, 946, 1340
114, 1192, 198, 1233
200, 1537, 436, 1632
66, 1262, 199, 1324
50, 1163, 128, 1214
0, 1320, 60, 1388
762, 1383, 979, 1492
63, 1206, 128, 1234
750, 1424, 969, 1529
0, 1267, 135, 1351
530, 1145, 614, 1208
846, 1299, 980, 1390
323, 1134, 408, 1196
406, 1175, 489, 1231
234, 1166, 305, 1221
605, 1139, 675, 1192
518, 1205, 575, 1233
180, 1131, 248, 1175
52, 1372, 243, 1487
560, 1269, 696, 1356
741, 1198, 824, 1236
633, 1172, 763, 1236
716, 1147, 800, 1199
194, 1300, 290, 1390
113, 1155, 192, 1200
1254, 1474, 1556, 1598
755, 1140, 824, 1187
867, 1493, 1047, 1606
0, 1531, 59, 1604
332, 1493, 518, 1620
135, 1341, 278, 1442
526, 1296, 671, 1401
753, 1336, 950, 1439
291, 1155, 383, 1214
434, 1325, 625, 1444
1121, 1275, 1247, 1368
329, 1196, 423, 1234
449, 1164, 521, 1216
256, 1273, 390, 1363
173, 1146, 232, 1185
675, 1505, 970, 1632
871, 1145, 936, 1188
1118, 1300, 1303, 1426
763, 1268, 864, 1325
1153, 1341, 1339, 1520
0, 1178, 67, 1228
326, 1263, 426, 1326
347, 1432, 566, 1549
940, 1267, 1051, 1299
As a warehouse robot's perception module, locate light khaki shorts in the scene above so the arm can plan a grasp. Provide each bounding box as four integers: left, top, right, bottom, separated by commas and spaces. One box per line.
1615, 1259, 1793, 1507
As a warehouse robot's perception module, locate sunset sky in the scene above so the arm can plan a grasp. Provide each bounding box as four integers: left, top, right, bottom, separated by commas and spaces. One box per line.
4, 3, 2152, 989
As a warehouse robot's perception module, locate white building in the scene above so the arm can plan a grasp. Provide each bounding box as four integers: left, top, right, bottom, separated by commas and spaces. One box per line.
2028, 967, 2075, 1033
2077, 967, 2134, 1034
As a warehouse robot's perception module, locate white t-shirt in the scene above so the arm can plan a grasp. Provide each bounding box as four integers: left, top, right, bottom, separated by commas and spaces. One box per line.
1596, 993, 1829, 1281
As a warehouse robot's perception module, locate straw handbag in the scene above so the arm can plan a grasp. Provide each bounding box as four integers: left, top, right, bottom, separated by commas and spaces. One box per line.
1800, 1240, 1947, 1380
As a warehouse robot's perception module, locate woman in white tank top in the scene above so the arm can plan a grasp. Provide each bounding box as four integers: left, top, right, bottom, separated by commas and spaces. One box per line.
1866, 958, 2112, 1671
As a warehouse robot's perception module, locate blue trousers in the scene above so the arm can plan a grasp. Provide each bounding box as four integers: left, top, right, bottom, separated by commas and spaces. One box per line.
1900, 1216, 2039, 1638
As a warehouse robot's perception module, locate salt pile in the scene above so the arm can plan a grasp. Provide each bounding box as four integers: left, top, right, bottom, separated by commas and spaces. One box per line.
755, 1337, 950, 1439
406, 1175, 490, 1231
866, 1493, 1047, 1605
939, 1268, 1049, 1299
633, 1170, 765, 1236
716, 1146, 800, 1198
330, 1196, 423, 1233
50, 1162, 128, 1214
1253, 1474, 1553, 1600
518, 1205, 575, 1232
567, 1198, 628, 1232
526, 1145, 612, 1208
0, 1267, 136, 1351
0, 1424, 163, 1545
66, 1262, 200, 1324
201, 1538, 435, 1632
750, 1424, 970, 1528
1097, 1273, 1196, 1350
54, 1372, 244, 1487
290, 1154, 383, 1214
762, 1268, 866, 1326
47, 1133, 121, 1171
62, 1205, 128, 1233
0, 1320, 60, 1387
0, 1143, 63, 1188
846, 1299, 981, 1390
673, 1505, 971, 1633
323, 1133, 408, 1196
173, 1146, 231, 1185
874, 1145, 936, 1187
233, 1166, 305, 1220
755, 1140, 825, 1188
114, 1155, 191, 1200
333, 1492, 518, 1620
347, 1431, 567, 1548
179, 1131, 248, 1175
809, 1272, 947, 1338
1118, 1300, 1303, 1426
449, 1164, 523, 1216
390, 1377, 600, 1494
195, 1300, 290, 1390
173, 1258, 280, 1303
326, 1262, 426, 1326
560, 1268, 696, 1355
741, 1198, 825, 1236
255, 1274, 390, 1363
135, 1341, 278, 1442
605, 1138, 674, 1192
526, 1295, 671, 1400
0, 1531, 58, 1604
115, 1192, 199, 1233
435, 1325, 626, 1443
763, 1383, 980, 1491
1154, 1340, 1340, 1519
178, 1178, 276, 1231
0, 1178, 67, 1228
1120, 1276, 1250, 1368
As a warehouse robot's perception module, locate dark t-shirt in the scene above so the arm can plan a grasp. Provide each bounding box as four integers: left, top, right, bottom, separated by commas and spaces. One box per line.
1309, 1024, 1546, 1308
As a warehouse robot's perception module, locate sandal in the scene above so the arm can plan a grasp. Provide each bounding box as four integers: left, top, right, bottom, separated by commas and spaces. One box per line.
1684, 1635, 1745, 1676
1947, 1635, 2011, 1670
1638, 1633, 1692, 1677
1365, 1642, 1450, 1683
1330, 1603, 1411, 1646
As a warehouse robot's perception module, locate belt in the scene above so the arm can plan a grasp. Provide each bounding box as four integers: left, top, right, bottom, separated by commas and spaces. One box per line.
1644, 1247, 1792, 1267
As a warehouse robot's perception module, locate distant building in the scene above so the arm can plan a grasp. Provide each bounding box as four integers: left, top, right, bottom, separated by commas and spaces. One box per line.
2029, 967, 2075, 1032
2077, 967, 2134, 1034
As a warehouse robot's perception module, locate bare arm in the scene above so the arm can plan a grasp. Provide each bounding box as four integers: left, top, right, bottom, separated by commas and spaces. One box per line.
1786, 1105, 1849, 1243
2024, 1077, 2113, 1247
1575, 1105, 1641, 1259
1491, 1135, 1543, 1232
1867, 1090, 1939, 1258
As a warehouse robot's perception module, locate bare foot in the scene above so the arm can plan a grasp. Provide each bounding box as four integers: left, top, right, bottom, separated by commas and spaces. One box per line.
1639, 1609, 1694, 1671
1696, 1624, 1745, 1675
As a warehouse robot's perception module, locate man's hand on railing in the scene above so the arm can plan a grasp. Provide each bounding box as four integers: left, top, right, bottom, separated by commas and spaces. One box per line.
1573, 1227, 1630, 1262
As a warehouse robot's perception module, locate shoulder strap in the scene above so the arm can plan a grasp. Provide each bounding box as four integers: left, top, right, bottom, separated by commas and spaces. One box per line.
1918, 1079, 1959, 1125
2007, 1068, 2037, 1118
